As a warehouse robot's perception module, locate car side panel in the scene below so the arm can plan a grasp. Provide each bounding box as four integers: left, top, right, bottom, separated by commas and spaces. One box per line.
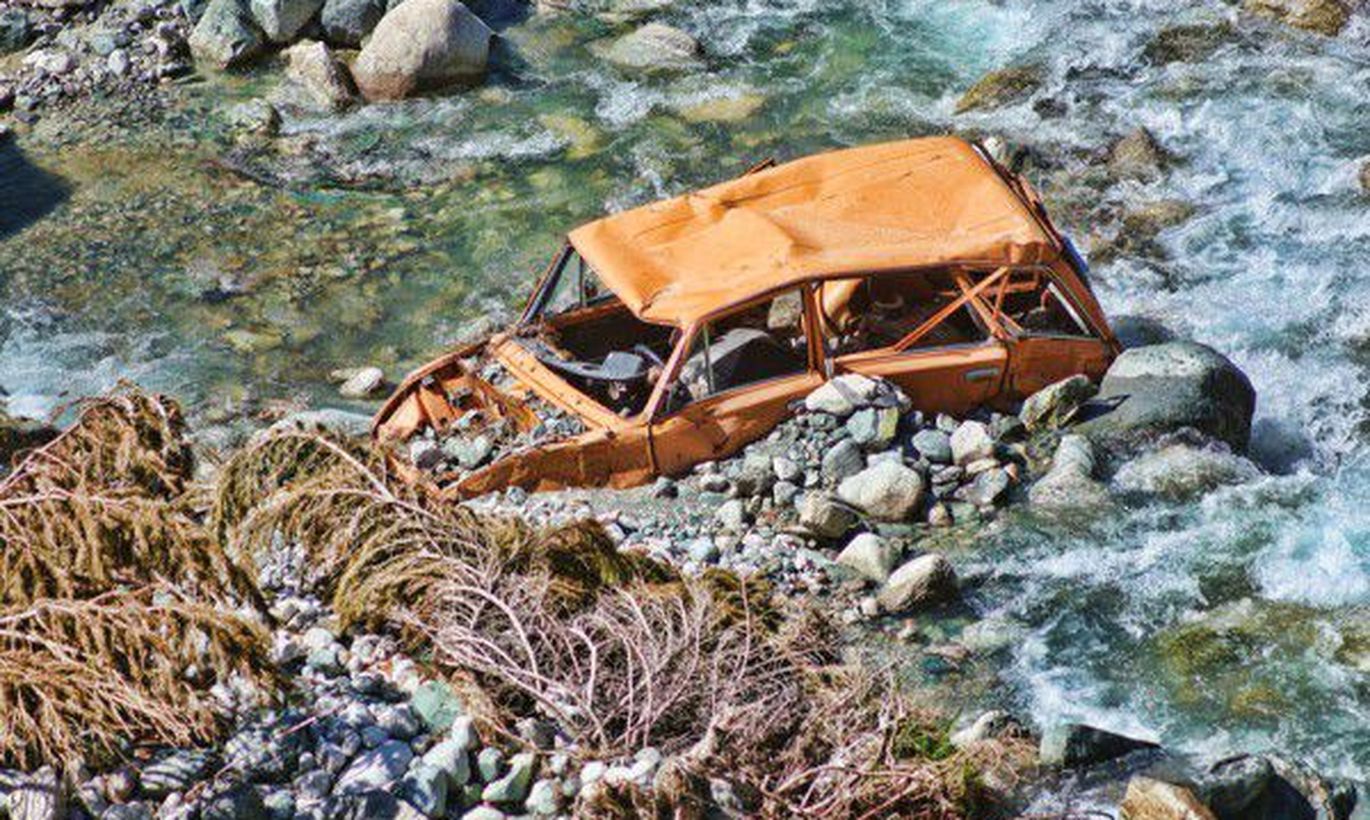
1007, 336, 1113, 398
451, 425, 655, 498
649, 372, 824, 477
837, 343, 1010, 417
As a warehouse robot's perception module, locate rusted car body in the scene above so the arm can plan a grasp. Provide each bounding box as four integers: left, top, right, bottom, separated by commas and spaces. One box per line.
373, 136, 1120, 497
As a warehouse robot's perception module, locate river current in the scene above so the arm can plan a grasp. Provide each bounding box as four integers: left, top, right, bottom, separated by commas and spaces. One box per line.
4, 0, 1370, 784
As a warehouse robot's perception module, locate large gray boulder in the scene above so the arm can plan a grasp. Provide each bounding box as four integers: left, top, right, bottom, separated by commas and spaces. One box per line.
189, 0, 267, 68
352, 0, 491, 101
836, 460, 925, 521
249, 0, 323, 42
600, 22, 700, 72
1199, 754, 1357, 820
1077, 342, 1255, 452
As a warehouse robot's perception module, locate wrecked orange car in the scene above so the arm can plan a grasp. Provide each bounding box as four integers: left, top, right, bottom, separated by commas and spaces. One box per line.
372, 136, 1120, 497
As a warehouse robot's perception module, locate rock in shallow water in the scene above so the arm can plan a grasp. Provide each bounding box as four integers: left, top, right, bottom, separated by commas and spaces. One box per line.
1039, 723, 1159, 768
1120, 776, 1217, 820
352, 0, 491, 101
1078, 341, 1256, 452
835, 532, 899, 583
600, 22, 700, 72
250, 0, 323, 42
285, 40, 357, 111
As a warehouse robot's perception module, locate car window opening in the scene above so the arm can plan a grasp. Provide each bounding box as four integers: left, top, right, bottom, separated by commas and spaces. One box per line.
520, 248, 676, 417
822, 269, 991, 357
988, 268, 1094, 338
665, 288, 810, 414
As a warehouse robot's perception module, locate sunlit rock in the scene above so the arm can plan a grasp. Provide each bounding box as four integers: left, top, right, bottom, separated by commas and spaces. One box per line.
954, 64, 1044, 113
1244, 0, 1350, 36
352, 0, 491, 101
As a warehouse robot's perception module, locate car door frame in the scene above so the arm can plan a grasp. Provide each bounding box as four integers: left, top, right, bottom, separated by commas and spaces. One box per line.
644, 284, 826, 476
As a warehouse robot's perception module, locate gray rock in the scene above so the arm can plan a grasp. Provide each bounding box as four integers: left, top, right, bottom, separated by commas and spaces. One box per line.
1038, 723, 1159, 768
319, 0, 384, 46
804, 374, 878, 417
958, 467, 1010, 507
225, 726, 302, 784
201, 783, 268, 820
189, 0, 266, 68
877, 554, 958, 613
835, 533, 899, 583
334, 741, 413, 795
1119, 777, 1216, 820
250, 0, 323, 41
410, 680, 462, 733
1020, 374, 1097, 432
352, 0, 491, 101
911, 429, 953, 464
103, 803, 155, 820
261, 789, 295, 820
600, 22, 700, 72
1113, 441, 1261, 499
284, 39, 356, 111
821, 438, 864, 483
1200, 754, 1355, 820
714, 498, 747, 532
1108, 127, 1172, 182
686, 537, 719, 564
836, 461, 925, 521
524, 778, 561, 815
373, 704, 420, 740
5, 767, 64, 820
462, 807, 506, 820
399, 763, 447, 817
797, 492, 858, 539
0, 9, 32, 55
950, 421, 995, 465
482, 752, 536, 804
476, 748, 504, 783
107, 48, 131, 76
140, 749, 215, 797
337, 366, 386, 398
772, 456, 802, 483
772, 480, 800, 507
846, 406, 899, 450
1029, 434, 1110, 509
445, 434, 494, 469
1079, 342, 1255, 452
419, 737, 471, 789
270, 408, 373, 438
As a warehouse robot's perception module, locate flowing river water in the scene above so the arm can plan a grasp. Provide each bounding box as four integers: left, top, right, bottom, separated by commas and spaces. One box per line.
5, 0, 1370, 787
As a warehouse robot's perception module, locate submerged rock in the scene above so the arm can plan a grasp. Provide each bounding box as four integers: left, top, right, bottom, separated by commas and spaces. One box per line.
352, 0, 492, 101
1108, 127, 1173, 182
1039, 723, 1159, 768
1244, 0, 1350, 35
955, 64, 1044, 113
189, 0, 267, 68
1113, 441, 1261, 499
1143, 22, 1235, 64
600, 22, 701, 72
1078, 341, 1256, 452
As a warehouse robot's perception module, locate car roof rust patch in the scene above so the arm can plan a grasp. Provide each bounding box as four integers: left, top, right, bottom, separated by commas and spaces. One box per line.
567, 136, 1059, 328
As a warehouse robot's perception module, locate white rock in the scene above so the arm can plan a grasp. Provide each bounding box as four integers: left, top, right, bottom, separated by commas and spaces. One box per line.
339, 366, 386, 398
950, 420, 995, 465
836, 461, 925, 521
352, 0, 491, 101
835, 533, 899, 583
877, 553, 958, 613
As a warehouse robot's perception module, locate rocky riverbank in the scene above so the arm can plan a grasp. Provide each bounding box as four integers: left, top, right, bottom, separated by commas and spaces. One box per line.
1, 334, 1359, 819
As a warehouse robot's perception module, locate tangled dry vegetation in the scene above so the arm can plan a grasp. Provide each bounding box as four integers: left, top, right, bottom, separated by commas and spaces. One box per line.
0, 389, 275, 771
0, 387, 1028, 817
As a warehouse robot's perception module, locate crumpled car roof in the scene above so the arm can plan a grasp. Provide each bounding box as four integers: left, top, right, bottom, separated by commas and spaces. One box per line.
567, 136, 1060, 327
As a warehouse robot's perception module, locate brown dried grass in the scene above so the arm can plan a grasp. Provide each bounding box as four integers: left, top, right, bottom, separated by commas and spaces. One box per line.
218, 426, 1028, 818
0, 387, 274, 771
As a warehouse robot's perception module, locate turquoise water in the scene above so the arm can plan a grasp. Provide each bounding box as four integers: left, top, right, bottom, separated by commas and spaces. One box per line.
5, 0, 1370, 778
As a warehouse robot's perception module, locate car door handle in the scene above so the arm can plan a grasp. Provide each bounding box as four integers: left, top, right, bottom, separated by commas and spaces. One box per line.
964, 367, 1000, 383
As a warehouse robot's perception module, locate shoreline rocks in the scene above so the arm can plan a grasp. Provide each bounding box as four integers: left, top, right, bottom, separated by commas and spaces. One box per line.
353, 0, 492, 101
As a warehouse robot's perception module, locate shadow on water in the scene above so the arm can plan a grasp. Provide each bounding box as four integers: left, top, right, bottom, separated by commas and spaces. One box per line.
0, 138, 70, 242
